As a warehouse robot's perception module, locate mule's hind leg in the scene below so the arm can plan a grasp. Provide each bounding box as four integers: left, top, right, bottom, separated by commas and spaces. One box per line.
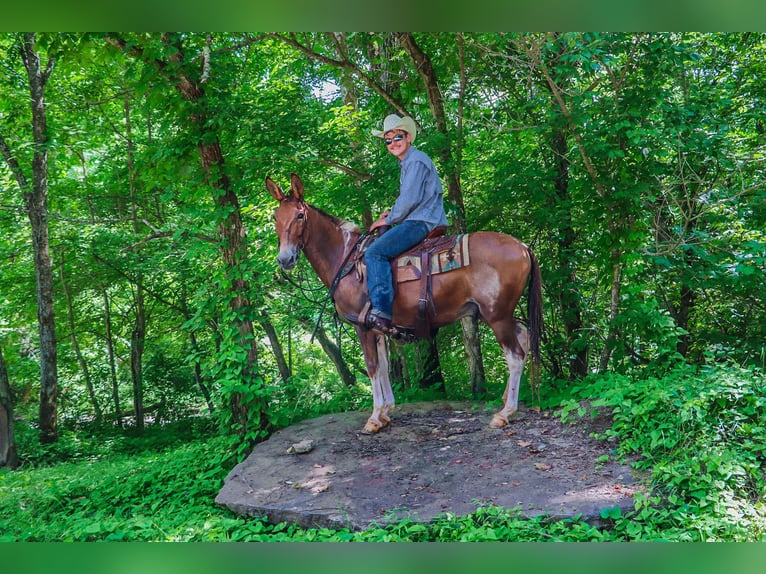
355, 326, 395, 433
490, 322, 530, 428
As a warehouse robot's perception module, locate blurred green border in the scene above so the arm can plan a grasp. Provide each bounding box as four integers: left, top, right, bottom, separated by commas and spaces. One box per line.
5, 541, 766, 574
2, 0, 766, 31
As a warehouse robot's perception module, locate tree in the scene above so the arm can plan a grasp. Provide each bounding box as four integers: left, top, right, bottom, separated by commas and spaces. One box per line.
0, 33, 58, 443
105, 33, 268, 441
0, 346, 19, 469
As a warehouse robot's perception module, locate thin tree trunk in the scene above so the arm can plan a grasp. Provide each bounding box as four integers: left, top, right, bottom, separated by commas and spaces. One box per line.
297, 317, 356, 390
125, 96, 146, 432
101, 289, 122, 426
131, 287, 146, 431
0, 347, 19, 469
551, 128, 588, 378
416, 337, 445, 394
460, 318, 486, 397
599, 261, 623, 373
188, 329, 214, 412
60, 253, 103, 422
259, 310, 292, 385
389, 346, 406, 389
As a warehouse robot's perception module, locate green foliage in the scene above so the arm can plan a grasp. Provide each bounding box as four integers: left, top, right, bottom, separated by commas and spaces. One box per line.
558, 363, 766, 540
2, 364, 764, 542
0, 418, 609, 542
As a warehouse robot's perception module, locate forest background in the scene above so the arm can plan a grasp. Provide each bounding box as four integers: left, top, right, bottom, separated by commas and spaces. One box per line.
0, 32, 764, 542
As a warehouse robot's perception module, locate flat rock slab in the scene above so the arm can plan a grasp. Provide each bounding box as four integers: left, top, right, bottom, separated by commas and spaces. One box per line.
216, 401, 642, 531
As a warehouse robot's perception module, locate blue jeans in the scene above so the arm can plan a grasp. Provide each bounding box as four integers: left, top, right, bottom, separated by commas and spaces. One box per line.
364, 220, 429, 319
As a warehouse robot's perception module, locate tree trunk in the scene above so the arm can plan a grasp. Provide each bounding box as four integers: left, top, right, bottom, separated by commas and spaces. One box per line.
297, 317, 357, 390
458, 318, 486, 397
131, 286, 146, 431
60, 253, 103, 422
259, 310, 292, 385
188, 329, 214, 412
179, 75, 264, 436
396, 32, 485, 395
23, 34, 58, 443
0, 347, 19, 469
125, 95, 146, 432
112, 33, 266, 437
101, 289, 122, 426
0, 34, 60, 443
675, 282, 695, 357
599, 261, 623, 373
551, 128, 589, 378
416, 338, 445, 394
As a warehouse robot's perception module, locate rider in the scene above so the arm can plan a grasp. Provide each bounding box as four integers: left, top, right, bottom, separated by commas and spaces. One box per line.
365, 113, 449, 336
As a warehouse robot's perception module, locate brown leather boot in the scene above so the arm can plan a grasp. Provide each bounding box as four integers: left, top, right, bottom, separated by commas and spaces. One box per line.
365, 309, 399, 338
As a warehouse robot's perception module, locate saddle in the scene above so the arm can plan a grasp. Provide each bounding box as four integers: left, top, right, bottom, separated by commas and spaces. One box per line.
336, 227, 471, 340
392, 230, 470, 339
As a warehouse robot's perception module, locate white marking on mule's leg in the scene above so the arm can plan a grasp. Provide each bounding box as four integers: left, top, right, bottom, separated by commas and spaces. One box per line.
493, 325, 530, 428
364, 334, 395, 433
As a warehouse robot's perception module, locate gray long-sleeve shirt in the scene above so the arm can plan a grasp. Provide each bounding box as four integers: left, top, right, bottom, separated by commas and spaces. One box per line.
385, 146, 449, 231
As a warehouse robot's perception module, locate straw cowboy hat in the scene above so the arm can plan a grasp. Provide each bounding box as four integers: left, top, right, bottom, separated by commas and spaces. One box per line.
372, 113, 417, 143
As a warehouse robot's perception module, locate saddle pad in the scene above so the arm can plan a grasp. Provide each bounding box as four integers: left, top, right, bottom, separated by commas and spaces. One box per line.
395, 234, 470, 283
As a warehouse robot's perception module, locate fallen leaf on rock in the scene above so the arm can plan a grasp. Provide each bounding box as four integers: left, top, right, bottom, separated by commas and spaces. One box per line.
517, 441, 532, 448
505, 430, 517, 437
311, 484, 329, 494
534, 463, 552, 471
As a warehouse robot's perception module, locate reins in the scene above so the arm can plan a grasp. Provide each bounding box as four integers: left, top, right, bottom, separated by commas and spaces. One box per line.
328, 230, 370, 301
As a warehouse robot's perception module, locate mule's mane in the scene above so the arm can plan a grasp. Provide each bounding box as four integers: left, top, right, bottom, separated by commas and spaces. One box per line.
309, 203, 361, 235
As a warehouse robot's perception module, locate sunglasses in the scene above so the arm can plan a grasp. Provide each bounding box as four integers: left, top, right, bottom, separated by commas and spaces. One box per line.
384, 133, 406, 145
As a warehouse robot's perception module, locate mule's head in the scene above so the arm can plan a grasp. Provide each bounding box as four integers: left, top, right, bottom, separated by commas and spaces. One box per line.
266, 173, 308, 271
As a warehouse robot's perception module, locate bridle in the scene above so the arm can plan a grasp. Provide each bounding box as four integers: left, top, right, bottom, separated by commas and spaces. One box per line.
277, 199, 308, 253
276, 198, 367, 342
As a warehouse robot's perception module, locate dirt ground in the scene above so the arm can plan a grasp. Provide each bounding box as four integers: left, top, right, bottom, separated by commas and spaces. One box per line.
215, 401, 643, 531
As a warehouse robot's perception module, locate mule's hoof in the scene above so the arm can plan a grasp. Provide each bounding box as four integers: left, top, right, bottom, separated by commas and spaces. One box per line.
490, 413, 514, 428
362, 419, 387, 434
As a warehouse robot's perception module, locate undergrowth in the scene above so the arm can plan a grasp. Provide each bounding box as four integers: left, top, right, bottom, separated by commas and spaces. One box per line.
1, 363, 763, 541
558, 362, 766, 541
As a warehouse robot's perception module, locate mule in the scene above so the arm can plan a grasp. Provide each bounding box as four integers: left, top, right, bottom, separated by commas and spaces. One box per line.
267, 173, 542, 433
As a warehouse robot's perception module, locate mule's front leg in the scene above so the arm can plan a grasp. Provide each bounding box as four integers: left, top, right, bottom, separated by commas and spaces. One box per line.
356, 327, 395, 433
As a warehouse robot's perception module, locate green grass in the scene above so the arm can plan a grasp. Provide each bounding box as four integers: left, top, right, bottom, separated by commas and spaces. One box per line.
1, 363, 764, 541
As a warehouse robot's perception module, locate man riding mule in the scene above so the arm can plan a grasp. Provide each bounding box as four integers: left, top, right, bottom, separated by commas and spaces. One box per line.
365, 114, 449, 338
267, 172, 543, 434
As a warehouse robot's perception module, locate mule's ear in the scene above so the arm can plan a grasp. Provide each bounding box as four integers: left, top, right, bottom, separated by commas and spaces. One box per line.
290, 173, 304, 201
266, 177, 285, 201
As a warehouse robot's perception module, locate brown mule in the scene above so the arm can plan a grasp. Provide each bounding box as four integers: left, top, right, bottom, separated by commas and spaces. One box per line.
267, 173, 543, 433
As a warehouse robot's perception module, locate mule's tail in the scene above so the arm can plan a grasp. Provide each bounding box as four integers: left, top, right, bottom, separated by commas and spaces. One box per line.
526, 247, 543, 366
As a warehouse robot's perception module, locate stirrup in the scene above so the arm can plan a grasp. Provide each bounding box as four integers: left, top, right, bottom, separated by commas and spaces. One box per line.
365, 309, 401, 338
